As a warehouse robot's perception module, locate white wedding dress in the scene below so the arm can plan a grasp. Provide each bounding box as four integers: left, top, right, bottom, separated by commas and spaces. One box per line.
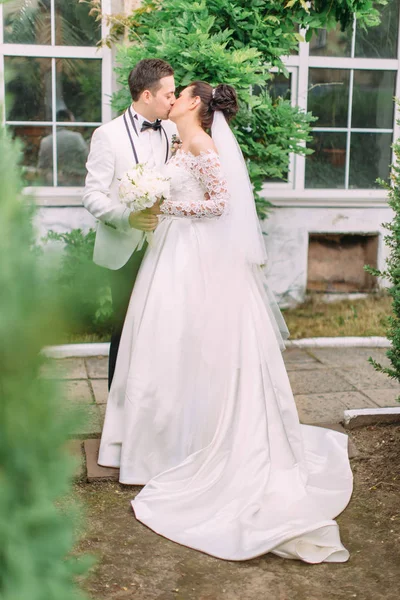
98, 147, 353, 563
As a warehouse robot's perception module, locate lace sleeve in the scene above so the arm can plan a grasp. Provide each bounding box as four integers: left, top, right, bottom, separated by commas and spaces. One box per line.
160, 150, 229, 218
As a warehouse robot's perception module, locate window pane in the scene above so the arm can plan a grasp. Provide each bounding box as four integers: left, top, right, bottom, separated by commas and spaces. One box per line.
56, 59, 102, 123
3, 0, 101, 46
261, 74, 291, 182
5, 57, 52, 121
352, 70, 396, 129
267, 73, 291, 102
56, 126, 92, 187
9, 125, 53, 186
309, 24, 352, 57
3, 0, 51, 45
355, 0, 400, 58
349, 133, 392, 188
54, 0, 101, 46
308, 69, 350, 128
306, 132, 347, 189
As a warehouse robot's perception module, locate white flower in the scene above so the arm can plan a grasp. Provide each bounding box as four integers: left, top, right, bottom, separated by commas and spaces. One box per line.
118, 163, 171, 211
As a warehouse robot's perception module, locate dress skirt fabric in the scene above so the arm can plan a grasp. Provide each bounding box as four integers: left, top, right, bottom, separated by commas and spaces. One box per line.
98, 213, 353, 563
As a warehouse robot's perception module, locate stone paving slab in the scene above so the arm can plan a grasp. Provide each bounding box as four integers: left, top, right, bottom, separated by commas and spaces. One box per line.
309, 347, 390, 368
62, 380, 94, 404
345, 391, 379, 409
359, 388, 400, 408
91, 379, 108, 404
295, 393, 349, 424
67, 405, 103, 439
41, 357, 87, 380
84, 438, 119, 482
85, 357, 108, 379
295, 389, 378, 425
282, 348, 317, 363
288, 368, 356, 395
284, 361, 328, 372
339, 366, 400, 390
322, 390, 376, 410
296, 390, 375, 421
283, 348, 328, 371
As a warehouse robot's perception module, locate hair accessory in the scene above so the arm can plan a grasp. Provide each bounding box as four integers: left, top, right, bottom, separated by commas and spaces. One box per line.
211, 88, 216, 98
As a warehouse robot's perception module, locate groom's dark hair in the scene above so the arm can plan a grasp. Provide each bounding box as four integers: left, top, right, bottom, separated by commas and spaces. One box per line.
128, 59, 174, 101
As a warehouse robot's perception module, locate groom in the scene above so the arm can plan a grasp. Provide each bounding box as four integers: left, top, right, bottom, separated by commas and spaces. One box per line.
83, 59, 177, 389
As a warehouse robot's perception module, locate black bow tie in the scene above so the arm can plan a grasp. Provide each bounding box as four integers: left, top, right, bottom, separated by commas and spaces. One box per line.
141, 119, 162, 132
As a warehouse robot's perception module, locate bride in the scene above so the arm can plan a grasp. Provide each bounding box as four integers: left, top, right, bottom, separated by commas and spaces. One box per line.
98, 81, 353, 563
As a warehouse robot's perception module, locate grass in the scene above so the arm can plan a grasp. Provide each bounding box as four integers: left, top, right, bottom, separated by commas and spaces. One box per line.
282, 293, 392, 339
55, 331, 111, 345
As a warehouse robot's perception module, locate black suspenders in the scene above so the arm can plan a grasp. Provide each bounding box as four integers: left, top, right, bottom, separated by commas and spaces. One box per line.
123, 106, 169, 164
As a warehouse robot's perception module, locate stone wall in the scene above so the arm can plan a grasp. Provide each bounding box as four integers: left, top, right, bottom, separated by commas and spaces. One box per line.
262, 205, 391, 306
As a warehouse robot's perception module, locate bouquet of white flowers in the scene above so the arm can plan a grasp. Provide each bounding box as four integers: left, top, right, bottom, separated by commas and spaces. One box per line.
119, 163, 171, 245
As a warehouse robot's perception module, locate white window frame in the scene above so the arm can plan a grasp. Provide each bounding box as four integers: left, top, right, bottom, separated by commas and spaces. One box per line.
263, 9, 400, 207
0, 0, 113, 204
262, 65, 298, 191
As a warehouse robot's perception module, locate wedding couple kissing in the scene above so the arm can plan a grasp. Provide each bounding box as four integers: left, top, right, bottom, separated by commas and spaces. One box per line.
83, 58, 353, 563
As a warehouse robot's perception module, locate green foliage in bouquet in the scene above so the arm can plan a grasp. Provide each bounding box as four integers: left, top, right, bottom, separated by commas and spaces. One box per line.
0, 126, 90, 599
365, 103, 400, 392
43, 228, 113, 337
90, 0, 384, 218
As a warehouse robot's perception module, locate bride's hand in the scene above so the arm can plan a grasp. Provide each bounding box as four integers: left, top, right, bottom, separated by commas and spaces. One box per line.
145, 200, 162, 216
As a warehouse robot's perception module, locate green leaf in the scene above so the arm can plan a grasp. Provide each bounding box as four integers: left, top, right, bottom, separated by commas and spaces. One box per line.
305, 28, 313, 42
294, 32, 305, 43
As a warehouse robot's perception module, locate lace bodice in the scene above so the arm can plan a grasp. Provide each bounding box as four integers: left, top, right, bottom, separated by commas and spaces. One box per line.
160, 149, 229, 218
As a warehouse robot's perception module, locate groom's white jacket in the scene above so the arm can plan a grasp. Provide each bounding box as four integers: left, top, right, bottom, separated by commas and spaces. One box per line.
83, 108, 177, 270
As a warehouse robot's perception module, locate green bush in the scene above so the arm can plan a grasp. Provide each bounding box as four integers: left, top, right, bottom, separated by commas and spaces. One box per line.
365, 100, 400, 391
91, 0, 384, 218
0, 128, 90, 598
43, 228, 113, 338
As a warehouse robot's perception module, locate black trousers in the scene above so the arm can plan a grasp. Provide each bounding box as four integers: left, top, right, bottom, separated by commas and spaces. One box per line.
108, 243, 147, 390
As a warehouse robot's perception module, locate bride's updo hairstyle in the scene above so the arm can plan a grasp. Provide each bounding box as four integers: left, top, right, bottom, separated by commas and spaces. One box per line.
189, 81, 239, 130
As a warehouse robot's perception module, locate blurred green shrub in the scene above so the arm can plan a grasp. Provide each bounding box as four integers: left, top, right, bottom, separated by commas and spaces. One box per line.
43, 228, 113, 338
0, 127, 90, 598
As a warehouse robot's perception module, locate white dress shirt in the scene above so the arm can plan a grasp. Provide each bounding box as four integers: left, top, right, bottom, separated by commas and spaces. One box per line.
130, 108, 163, 168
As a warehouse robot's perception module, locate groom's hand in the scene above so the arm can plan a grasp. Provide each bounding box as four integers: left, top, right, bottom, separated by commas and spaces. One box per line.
129, 210, 158, 232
